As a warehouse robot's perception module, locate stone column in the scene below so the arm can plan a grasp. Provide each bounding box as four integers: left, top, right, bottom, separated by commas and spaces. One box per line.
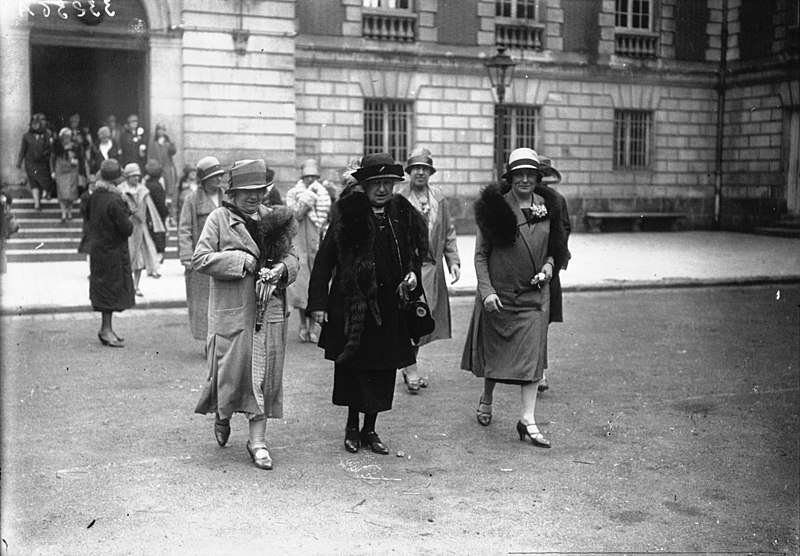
0, 4, 32, 190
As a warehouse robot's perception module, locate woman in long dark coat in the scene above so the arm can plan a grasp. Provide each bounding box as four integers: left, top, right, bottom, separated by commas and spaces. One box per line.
87, 159, 135, 347
461, 148, 569, 448
308, 153, 428, 455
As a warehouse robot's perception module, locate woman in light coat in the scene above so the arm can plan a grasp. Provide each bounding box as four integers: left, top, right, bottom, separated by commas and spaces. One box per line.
118, 163, 163, 295
178, 156, 224, 346
192, 159, 299, 471
286, 159, 331, 343
396, 148, 461, 393
461, 148, 569, 448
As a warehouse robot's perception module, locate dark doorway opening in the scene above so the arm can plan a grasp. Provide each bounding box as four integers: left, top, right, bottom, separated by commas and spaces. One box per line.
30, 44, 147, 138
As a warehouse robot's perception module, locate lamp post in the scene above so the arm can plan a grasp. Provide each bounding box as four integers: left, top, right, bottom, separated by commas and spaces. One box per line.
485, 46, 517, 183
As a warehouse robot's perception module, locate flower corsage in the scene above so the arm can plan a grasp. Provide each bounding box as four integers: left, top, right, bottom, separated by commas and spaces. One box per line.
530, 203, 548, 220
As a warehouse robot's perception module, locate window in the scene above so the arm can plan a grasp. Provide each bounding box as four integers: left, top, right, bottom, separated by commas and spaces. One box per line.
363, 0, 411, 8
495, 105, 540, 164
614, 0, 657, 57
614, 110, 651, 169
615, 0, 651, 30
495, 0, 544, 50
496, 0, 538, 20
364, 100, 412, 163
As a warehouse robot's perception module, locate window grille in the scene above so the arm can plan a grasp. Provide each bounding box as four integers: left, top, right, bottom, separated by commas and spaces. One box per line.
364, 99, 412, 163
495, 105, 540, 165
614, 110, 651, 169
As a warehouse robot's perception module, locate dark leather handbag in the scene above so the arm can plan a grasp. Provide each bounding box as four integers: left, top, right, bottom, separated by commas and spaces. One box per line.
400, 286, 435, 341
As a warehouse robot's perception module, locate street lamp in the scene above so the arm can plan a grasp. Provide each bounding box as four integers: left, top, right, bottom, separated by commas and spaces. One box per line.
485, 46, 517, 183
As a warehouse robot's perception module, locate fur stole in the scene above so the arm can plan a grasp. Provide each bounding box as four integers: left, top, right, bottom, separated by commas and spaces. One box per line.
332, 191, 428, 363
474, 184, 569, 271
223, 202, 297, 269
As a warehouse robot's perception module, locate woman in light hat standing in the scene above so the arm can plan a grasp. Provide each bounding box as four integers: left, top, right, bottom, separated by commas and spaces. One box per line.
396, 147, 461, 393
192, 159, 299, 470
178, 156, 224, 347
286, 158, 331, 343
118, 162, 162, 295
308, 153, 428, 455
461, 148, 569, 448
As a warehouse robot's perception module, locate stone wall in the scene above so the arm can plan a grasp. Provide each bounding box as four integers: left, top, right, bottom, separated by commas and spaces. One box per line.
181, 0, 297, 185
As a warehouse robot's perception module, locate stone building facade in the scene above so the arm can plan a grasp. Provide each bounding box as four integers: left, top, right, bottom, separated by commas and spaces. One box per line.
1, 0, 797, 231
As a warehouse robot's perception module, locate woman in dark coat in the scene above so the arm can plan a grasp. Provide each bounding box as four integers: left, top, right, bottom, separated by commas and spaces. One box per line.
308, 153, 428, 455
461, 148, 569, 448
87, 159, 135, 347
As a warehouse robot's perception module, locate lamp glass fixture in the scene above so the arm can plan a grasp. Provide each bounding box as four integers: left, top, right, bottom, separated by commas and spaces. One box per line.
485, 46, 516, 99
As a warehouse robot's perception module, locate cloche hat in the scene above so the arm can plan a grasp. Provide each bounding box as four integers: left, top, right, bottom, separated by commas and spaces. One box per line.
352, 152, 405, 184
99, 158, 121, 181
196, 156, 225, 183
501, 147, 540, 181
405, 147, 436, 175
538, 156, 562, 185
228, 159, 272, 191
123, 162, 141, 178
300, 158, 320, 178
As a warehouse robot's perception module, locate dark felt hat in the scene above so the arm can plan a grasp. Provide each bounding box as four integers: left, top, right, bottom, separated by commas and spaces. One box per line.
99, 158, 121, 181
352, 152, 405, 184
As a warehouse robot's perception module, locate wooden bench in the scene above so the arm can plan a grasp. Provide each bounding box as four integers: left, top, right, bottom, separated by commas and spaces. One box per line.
584, 211, 686, 233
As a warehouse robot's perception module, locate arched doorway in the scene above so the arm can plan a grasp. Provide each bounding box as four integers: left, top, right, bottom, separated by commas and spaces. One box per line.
27, 0, 150, 137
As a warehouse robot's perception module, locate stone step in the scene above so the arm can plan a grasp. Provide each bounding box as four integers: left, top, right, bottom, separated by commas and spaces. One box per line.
752, 226, 800, 238
6, 245, 179, 263
8, 238, 82, 250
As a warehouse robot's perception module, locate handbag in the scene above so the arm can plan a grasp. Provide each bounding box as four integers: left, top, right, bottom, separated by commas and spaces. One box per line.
398, 282, 435, 341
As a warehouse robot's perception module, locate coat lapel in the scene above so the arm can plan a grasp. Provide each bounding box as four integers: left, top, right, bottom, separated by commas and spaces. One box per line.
504, 192, 537, 268
228, 208, 260, 258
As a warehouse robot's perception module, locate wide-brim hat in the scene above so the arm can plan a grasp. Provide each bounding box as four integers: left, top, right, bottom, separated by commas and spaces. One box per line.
538, 156, 562, 185
123, 162, 141, 178
228, 159, 272, 191
405, 147, 436, 175
196, 156, 224, 183
300, 158, 320, 178
352, 152, 405, 184
501, 147, 540, 181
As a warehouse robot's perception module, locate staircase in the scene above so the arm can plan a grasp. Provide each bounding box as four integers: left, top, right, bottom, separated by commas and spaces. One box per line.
752, 214, 800, 238
6, 198, 178, 263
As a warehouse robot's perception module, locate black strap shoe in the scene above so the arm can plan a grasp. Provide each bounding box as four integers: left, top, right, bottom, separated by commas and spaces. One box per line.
360, 431, 389, 455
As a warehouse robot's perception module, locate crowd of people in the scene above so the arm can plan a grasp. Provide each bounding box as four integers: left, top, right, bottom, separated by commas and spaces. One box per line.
16, 112, 178, 223
181, 147, 570, 470
16, 118, 572, 470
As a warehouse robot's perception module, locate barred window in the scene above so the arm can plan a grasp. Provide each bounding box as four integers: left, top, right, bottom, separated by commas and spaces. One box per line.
363, 0, 411, 9
364, 99, 412, 163
615, 0, 651, 30
614, 110, 651, 169
495, 105, 540, 164
496, 0, 538, 20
